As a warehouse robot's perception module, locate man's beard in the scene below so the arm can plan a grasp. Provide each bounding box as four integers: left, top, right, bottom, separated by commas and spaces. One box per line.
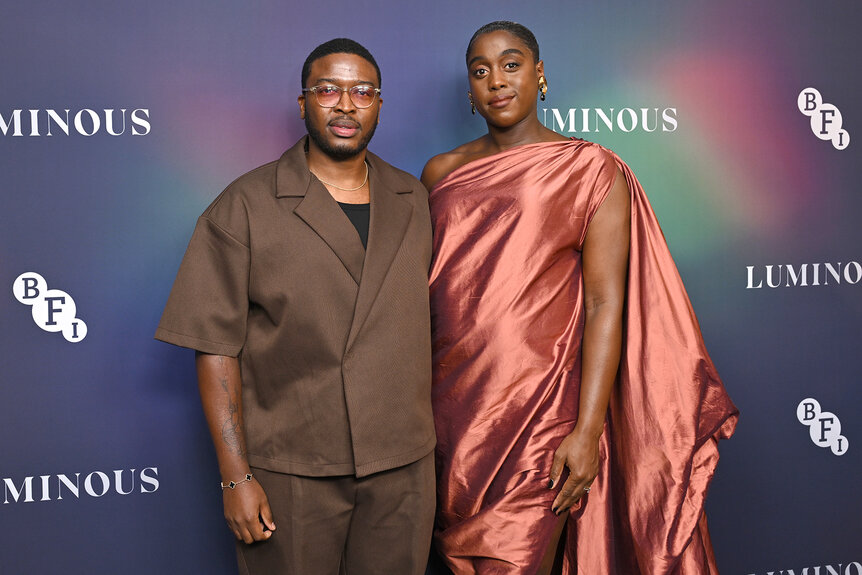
305, 116, 377, 161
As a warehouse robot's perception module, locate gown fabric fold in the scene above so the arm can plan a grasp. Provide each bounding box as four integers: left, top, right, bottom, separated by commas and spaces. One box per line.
428, 140, 738, 575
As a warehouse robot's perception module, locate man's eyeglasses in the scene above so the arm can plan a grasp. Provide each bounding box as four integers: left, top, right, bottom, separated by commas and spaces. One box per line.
302, 84, 381, 109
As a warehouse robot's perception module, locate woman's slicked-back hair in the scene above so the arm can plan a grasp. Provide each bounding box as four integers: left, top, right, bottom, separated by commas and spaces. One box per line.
466, 21, 540, 64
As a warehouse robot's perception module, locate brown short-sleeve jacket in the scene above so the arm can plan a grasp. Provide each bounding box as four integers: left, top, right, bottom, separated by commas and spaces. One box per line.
155, 137, 435, 477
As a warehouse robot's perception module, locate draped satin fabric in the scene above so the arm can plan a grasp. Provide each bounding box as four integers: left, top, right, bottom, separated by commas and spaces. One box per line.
429, 140, 738, 575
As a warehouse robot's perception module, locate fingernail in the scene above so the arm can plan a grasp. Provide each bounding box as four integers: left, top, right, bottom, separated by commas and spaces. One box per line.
548, 479, 555, 489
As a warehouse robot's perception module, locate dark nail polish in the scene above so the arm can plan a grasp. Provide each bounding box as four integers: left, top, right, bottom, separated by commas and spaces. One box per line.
548, 479, 554, 489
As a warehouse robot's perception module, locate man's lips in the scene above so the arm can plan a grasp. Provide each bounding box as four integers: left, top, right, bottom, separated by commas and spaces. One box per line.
488, 94, 515, 108
329, 119, 360, 137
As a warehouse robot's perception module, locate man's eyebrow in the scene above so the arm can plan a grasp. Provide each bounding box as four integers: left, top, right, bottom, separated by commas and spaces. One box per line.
313, 77, 376, 86
468, 48, 526, 67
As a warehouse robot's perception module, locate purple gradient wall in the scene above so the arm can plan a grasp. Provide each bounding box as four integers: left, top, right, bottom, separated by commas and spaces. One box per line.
2, 2, 860, 573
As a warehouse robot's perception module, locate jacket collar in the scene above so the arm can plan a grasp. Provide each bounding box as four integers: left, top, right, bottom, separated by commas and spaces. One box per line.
274, 136, 411, 199
274, 136, 314, 198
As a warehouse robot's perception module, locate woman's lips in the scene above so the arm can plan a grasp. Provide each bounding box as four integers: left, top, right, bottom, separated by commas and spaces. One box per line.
488, 95, 514, 109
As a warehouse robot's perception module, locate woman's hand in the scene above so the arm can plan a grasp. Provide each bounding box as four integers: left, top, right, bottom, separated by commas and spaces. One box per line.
548, 427, 601, 514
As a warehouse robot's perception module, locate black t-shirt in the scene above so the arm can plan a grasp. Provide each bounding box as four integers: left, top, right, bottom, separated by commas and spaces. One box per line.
337, 201, 370, 249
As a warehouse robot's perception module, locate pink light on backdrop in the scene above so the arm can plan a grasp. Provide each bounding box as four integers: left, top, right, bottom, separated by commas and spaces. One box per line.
153, 66, 304, 198
655, 48, 819, 240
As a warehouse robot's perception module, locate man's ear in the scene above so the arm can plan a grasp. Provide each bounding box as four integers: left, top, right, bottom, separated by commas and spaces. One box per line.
298, 95, 306, 119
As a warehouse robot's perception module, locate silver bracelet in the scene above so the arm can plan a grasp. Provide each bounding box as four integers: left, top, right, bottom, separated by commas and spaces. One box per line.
220, 473, 253, 490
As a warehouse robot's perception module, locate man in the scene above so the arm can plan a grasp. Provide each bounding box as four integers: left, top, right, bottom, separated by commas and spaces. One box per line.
155, 38, 435, 574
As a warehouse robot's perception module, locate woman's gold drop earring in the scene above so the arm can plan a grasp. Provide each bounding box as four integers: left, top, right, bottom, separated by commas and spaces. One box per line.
468, 92, 475, 115
539, 77, 548, 101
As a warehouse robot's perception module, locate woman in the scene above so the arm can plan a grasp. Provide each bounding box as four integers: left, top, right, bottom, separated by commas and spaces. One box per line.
422, 22, 738, 575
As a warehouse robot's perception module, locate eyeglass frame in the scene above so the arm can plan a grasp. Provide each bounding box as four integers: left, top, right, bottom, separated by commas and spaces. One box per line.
301, 84, 382, 109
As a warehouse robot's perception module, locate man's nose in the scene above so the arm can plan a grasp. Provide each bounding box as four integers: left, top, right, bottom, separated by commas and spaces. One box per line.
334, 88, 356, 112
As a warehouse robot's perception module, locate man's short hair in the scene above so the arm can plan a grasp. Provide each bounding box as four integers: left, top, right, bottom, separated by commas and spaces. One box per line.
302, 38, 381, 88
466, 21, 540, 64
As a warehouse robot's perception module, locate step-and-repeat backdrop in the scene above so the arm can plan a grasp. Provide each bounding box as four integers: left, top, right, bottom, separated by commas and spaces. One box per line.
2, 2, 859, 573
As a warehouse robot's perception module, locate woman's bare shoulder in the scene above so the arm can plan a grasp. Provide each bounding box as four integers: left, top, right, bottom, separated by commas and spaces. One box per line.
420, 137, 491, 190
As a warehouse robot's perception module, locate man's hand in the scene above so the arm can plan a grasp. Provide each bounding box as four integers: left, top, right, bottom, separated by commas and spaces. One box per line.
223, 479, 276, 543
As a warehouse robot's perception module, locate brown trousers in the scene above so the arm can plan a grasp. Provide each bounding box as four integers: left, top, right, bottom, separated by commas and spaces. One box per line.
236, 452, 435, 575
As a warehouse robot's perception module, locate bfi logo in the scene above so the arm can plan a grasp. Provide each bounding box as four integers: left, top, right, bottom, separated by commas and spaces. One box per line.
798, 87, 850, 150
797, 398, 849, 456
13, 272, 87, 343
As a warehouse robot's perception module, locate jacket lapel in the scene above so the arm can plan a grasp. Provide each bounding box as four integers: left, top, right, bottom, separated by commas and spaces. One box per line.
293, 181, 366, 284
346, 155, 413, 349
277, 138, 365, 284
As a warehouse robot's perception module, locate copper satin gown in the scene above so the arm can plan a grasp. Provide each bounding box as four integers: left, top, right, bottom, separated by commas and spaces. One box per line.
429, 140, 738, 574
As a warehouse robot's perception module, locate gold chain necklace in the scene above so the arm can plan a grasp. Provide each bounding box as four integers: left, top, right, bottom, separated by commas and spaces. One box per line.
312, 162, 368, 191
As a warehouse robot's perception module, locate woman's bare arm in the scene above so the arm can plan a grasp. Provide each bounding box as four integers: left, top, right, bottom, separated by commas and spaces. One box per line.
549, 168, 630, 513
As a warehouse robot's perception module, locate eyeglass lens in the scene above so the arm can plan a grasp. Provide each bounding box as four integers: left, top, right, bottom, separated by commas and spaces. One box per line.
314, 85, 377, 108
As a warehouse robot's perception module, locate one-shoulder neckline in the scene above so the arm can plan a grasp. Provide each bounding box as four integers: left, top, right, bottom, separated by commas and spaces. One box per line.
431, 138, 588, 192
